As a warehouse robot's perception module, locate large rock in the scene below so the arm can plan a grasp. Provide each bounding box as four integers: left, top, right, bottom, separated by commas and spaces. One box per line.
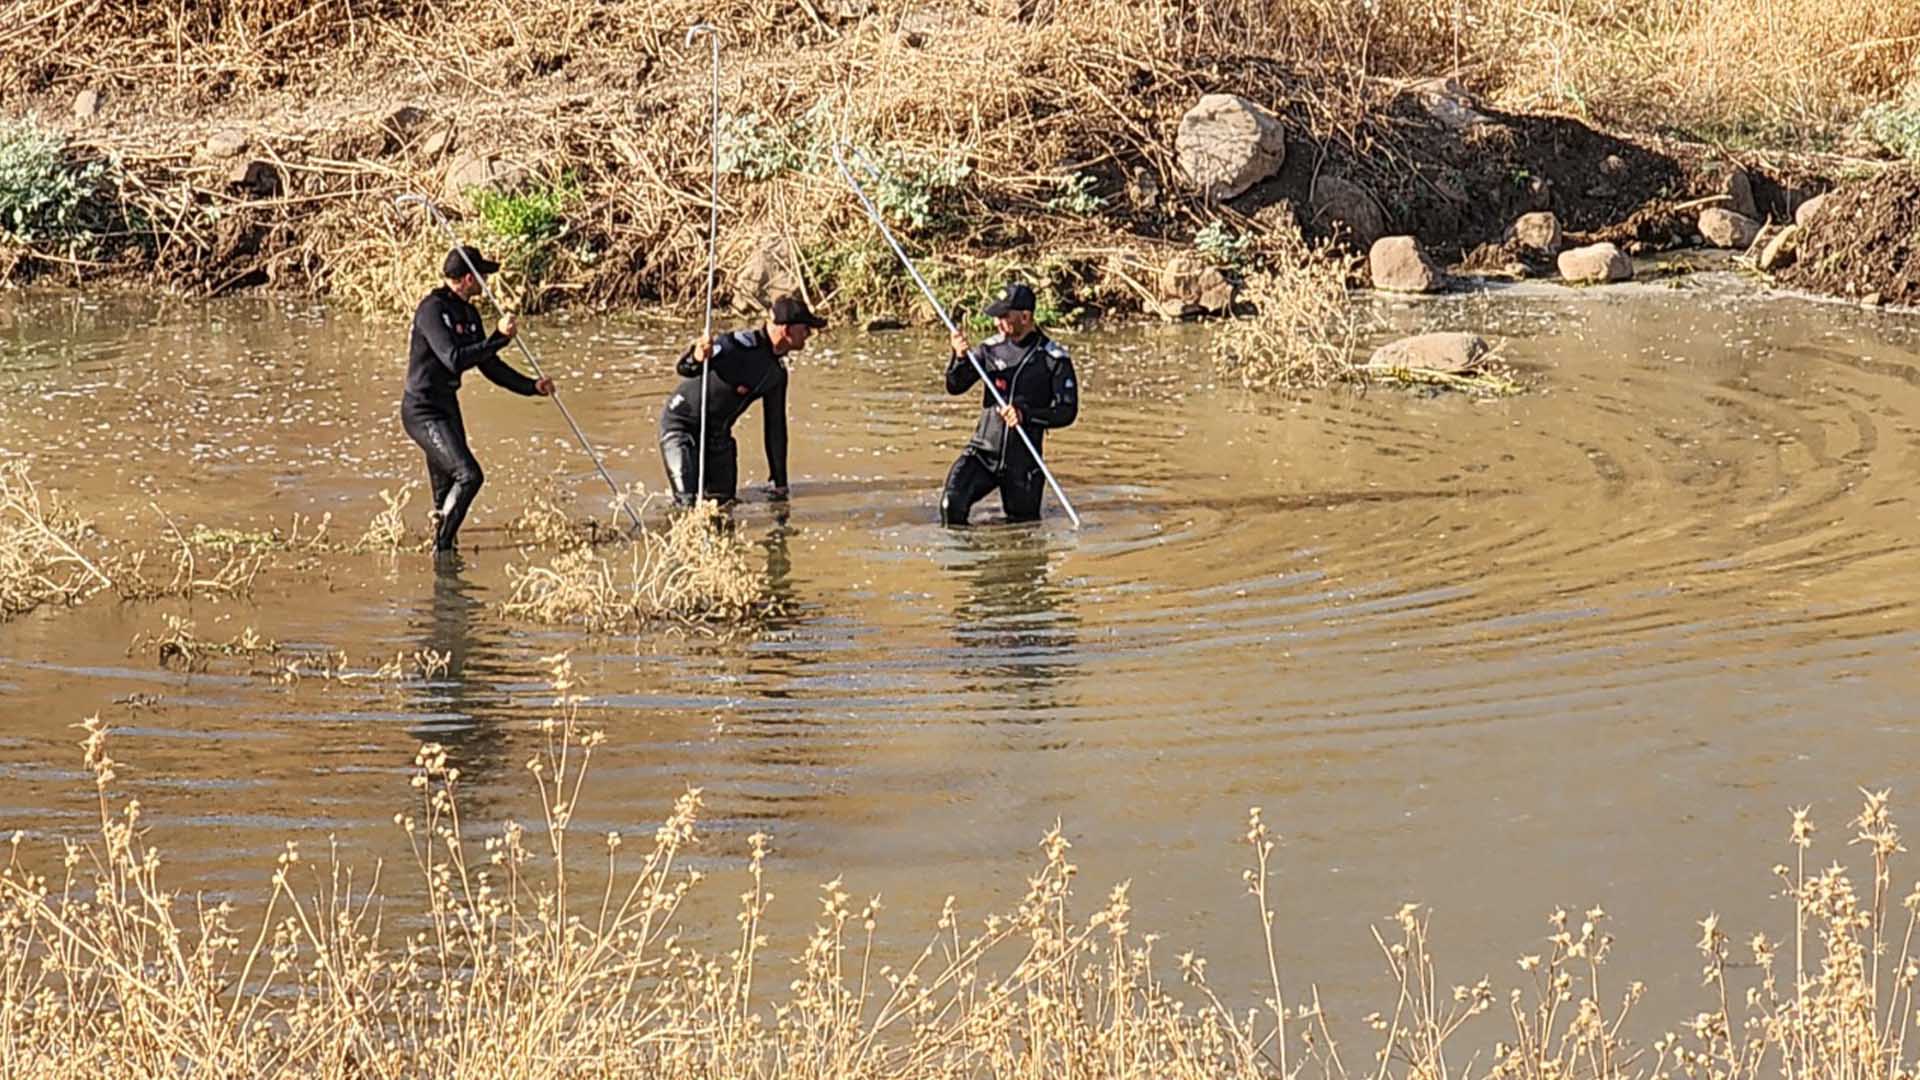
1310, 175, 1387, 247
1366, 332, 1489, 374
1714, 166, 1760, 220
1758, 224, 1802, 272
1505, 212, 1562, 255
731, 235, 802, 313
1558, 242, 1633, 284
1368, 235, 1443, 294
1794, 192, 1830, 228
1176, 94, 1287, 202
72, 89, 100, 120
1699, 208, 1761, 249
1155, 253, 1235, 318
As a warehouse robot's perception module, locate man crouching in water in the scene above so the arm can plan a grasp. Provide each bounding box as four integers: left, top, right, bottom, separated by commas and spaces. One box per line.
403, 246, 553, 558
940, 283, 1078, 526
659, 295, 826, 507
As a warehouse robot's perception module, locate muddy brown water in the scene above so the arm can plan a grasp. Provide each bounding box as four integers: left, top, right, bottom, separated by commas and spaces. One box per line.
2, 276, 1919, 1030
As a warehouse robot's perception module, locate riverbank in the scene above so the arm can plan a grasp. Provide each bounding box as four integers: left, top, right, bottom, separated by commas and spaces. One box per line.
4, 1, 1919, 330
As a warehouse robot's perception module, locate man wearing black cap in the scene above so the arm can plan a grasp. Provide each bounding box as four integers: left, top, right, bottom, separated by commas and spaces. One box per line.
660, 294, 826, 507
403, 246, 553, 556
940, 282, 1079, 526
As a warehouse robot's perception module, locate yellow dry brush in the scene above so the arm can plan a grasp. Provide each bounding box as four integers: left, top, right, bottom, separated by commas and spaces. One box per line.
4, 657, 1920, 1079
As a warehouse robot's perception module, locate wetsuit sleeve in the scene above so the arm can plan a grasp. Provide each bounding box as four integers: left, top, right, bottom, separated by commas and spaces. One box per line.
676, 339, 712, 378
416, 297, 508, 375
762, 377, 789, 489
478, 354, 541, 396
945, 348, 983, 395
1026, 354, 1079, 429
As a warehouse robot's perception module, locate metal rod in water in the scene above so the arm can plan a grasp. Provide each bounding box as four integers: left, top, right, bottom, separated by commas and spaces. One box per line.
829, 143, 1083, 529
393, 193, 642, 531
686, 24, 722, 503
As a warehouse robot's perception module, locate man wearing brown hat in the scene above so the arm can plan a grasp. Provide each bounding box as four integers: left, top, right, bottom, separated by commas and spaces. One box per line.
940, 282, 1078, 526
660, 294, 826, 507
403, 245, 553, 556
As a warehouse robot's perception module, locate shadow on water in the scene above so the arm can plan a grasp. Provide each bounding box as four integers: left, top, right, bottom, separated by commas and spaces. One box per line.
944, 524, 1080, 716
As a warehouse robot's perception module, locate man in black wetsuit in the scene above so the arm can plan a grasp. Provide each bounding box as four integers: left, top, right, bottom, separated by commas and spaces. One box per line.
940, 283, 1078, 526
402, 246, 553, 555
659, 294, 825, 507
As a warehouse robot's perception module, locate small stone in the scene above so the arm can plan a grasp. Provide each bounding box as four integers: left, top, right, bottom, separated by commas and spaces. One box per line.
1558, 242, 1634, 284
1506, 212, 1562, 255
203, 130, 248, 160
226, 160, 281, 198
1794, 193, 1830, 229
1864, 291, 1884, 307
1404, 77, 1489, 131
1368, 235, 1444, 294
1366, 332, 1490, 375
441, 150, 529, 205
1757, 225, 1801, 272
1699, 208, 1761, 249
1156, 252, 1235, 317
1176, 93, 1287, 201
1600, 154, 1628, 178
72, 89, 100, 120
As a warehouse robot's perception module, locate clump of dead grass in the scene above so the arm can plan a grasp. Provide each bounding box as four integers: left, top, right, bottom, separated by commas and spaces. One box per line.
131, 614, 278, 673
503, 501, 772, 631
354, 482, 417, 553
6, 661, 1920, 1080
270, 646, 452, 687
0, 459, 114, 618
1214, 223, 1368, 391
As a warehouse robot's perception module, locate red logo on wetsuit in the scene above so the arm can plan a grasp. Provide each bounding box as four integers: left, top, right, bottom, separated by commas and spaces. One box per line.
735, 385, 750, 396
993, 378, 1008, 391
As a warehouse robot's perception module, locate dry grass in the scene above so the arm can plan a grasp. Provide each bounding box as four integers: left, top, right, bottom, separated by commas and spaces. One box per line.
502, 501, 774, 632
270, 646, 452, 687
131, 614, 279, 673
0, 459, 113, 618
354, 482, 417, 553
1214, 223, 1369, 392
4, 661, 1920, 1079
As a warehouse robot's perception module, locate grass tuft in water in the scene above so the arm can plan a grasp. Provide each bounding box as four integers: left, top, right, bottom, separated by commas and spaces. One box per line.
0, 459, 113, 618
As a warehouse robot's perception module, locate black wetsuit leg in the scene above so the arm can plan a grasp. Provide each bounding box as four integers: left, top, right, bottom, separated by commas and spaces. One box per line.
660, 429, 740, 507
404, 408, 484, 552
940, 451, 1001, 526
999, 460, 1045, 523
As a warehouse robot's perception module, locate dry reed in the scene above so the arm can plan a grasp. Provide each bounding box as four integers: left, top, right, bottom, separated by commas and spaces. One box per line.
502, 500, 774, 631
131, 614, 279, 673
4, 662, 1920, 1079
0, 459, 113, 618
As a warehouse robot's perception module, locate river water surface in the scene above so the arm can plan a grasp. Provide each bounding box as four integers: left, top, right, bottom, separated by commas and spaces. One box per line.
1, 275, 1917, 1025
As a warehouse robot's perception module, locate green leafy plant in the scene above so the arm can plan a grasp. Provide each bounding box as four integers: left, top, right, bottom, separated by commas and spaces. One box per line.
0, 122, 110, 258
1861, 80, 1920, 162
1193, 221, 1253, 270
717, 112, 806, 181
869, 149, 972, 233
1045, 172, 1105, 215
472, 174, 577, 249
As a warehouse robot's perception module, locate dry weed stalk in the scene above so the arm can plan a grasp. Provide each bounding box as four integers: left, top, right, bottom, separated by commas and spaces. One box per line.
5, 664, 1920, 1079
502, 501, 772, 631
131, 614, 278, 673
1214, 224, 1368, 392
355, 483, 417, 553
0, 459, 113, 618
271, 647, 452, 687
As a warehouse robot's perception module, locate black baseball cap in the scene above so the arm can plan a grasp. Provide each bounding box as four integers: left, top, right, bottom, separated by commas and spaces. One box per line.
769, 295, 828, 329
443, 246, 500, 278
984, 282, 1036, 317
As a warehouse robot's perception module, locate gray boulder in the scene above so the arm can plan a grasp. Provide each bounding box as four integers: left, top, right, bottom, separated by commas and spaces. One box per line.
1368, 235, 1443, 294
1794, 193, 1830, 228
1310, 175, 1387, 247
1699, 208, 1761, 249
1367, 333, 1490, 374
1176, 94, 1287, 201
1557, 242, 1633, 283
1506, 212, 1562, 255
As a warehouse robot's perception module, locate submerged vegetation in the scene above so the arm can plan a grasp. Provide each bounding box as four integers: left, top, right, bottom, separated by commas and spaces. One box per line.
2, 660, 1917, 1078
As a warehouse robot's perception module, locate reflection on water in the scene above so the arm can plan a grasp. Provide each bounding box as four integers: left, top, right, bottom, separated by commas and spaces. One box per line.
2, 279, 1920, 1015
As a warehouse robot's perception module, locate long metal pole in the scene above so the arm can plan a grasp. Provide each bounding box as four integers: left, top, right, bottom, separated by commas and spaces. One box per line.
829, 143, 1081, 528
394, 193, 641, 530
686, 24, 721, 503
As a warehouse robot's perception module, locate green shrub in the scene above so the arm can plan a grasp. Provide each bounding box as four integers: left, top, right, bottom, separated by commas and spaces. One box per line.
1861, 81, 1920, 162
1193, 221, 1253, 270
1045, 172, 1106, 215
0, 123, 110, 259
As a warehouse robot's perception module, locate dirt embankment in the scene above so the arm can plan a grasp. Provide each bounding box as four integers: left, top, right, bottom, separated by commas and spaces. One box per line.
0, 2, 1879, 320
1775, 167, 1920, 308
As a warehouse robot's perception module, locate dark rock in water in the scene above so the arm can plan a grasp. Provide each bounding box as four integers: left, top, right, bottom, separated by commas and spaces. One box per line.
864, 318, 907, 332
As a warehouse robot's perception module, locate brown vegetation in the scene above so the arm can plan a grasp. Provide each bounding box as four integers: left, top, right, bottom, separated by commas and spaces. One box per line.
4, 661, 1919, 1078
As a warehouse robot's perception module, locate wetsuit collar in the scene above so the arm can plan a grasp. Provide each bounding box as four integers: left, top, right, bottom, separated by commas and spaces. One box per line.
761, 326, 793, 358
1009, 329, 1043, 350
